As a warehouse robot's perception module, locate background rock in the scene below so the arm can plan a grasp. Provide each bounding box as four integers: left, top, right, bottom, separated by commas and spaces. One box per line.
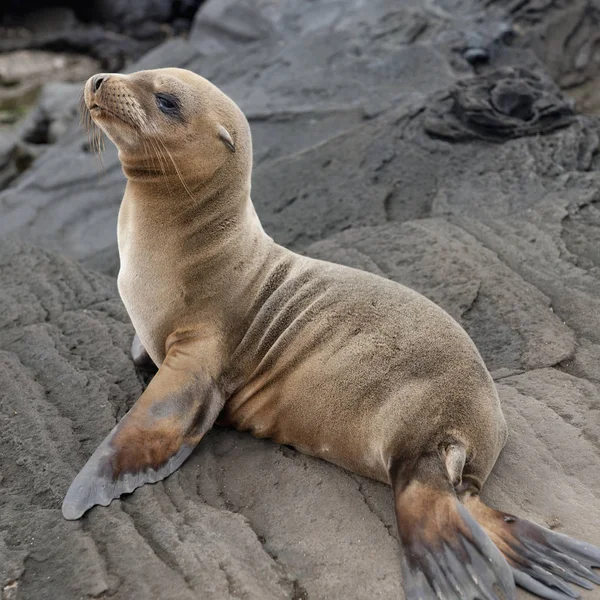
485, 0, 600, 114
1, 0, 600, 599
1, 2, 205, 70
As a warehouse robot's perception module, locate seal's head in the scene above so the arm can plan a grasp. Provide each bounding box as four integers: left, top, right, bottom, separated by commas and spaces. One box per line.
83, 68, 250, 186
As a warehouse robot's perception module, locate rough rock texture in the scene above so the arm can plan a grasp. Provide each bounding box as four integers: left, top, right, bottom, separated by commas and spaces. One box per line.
0, 81, 89, 189
1, 0, 600, 599
485, 0, 600, 114
423, 67, 575, 142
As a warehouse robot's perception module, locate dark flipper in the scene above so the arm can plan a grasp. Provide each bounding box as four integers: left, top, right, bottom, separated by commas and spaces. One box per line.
464, 495, 600, 600
391, 453, 516, 600
62, 338, 224, 520
131, 333, 157, 373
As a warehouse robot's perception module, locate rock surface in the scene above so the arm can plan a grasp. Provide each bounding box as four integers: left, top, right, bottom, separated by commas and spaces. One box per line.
1, 3, 205, 68
1, 0, 600, 599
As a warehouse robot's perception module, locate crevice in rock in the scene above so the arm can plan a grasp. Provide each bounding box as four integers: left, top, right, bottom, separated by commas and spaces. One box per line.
233, 512, 308, 600
218, 562, 240, 599
498, 367, 600, 452
448, 217, 579, 366
273, 196, 298, 215
178, 464, 301, 599
458, 281, 482, 319
560, 195, 600, 274
491, 368, 526, 381
119, 505, 195, 593
350, 474, 396, 541
81, 521, 122, 597
291, 580, 309, 600
383, 180, 435, 223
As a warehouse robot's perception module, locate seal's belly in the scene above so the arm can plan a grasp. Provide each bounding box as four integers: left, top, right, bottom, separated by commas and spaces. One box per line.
221, 329, 457, 484
221, 377, 393, 483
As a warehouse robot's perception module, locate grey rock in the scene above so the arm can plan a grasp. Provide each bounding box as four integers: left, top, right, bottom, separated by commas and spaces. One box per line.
92, 0, 174, 25
484, 0, 600, 114
0, 241, 292, 600
464, 46, 490, 65
38, 82, 83, 143
424, 67, 575, 142
15, 81, 82, 147
0, 81, 82, 189
88, 0, 203, 27
190, 0, 343, 55
0, 0, 475, 271
0, 9, 166, 71
1, 224, 599, 598
1, 2, 205, 70
1, 0, 600, 598
0, 134, 18, 188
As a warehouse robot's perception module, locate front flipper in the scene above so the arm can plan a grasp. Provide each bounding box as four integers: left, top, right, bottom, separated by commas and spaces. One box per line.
464, 495, 600, 600
62, 338, 224, 520
391, 454, 516, 600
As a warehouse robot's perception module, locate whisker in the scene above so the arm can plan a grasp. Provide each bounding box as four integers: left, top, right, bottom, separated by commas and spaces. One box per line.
95, 124, 105, 171
78, 91, 88, 131
162, 142, 195, 201
141, 136, 154, 175
148, 122, 195, 202
143, 136, 161, 182
78, 89, 106, 174
148, 135, 172, 196
148, 130, 173, 192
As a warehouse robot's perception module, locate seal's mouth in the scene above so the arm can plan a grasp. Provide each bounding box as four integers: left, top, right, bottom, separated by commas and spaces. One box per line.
88, 103, 132, 127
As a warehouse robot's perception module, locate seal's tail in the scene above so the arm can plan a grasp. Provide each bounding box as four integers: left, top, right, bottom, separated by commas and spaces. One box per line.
391, 451, 600, 600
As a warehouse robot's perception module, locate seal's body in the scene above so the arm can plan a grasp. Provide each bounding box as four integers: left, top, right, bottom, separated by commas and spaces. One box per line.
64, 68, 600, 600
221, 253, 505, 488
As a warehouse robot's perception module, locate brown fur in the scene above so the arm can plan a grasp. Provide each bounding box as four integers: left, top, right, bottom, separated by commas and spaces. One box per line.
86, 67, 508, 489
109, 338, 221, 477
67, 68, 600, 598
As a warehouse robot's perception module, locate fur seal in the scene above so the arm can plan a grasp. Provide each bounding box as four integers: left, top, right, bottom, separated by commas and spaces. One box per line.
63, 68, 600, 600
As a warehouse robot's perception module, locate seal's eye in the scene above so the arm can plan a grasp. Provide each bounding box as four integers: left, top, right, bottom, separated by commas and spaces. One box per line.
155, 93, 180, 116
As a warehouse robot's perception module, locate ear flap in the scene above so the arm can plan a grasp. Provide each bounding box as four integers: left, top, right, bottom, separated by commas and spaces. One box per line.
218, 124, 236, 153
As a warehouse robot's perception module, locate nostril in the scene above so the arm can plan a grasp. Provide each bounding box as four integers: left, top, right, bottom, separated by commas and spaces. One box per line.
93, 75, 106, 92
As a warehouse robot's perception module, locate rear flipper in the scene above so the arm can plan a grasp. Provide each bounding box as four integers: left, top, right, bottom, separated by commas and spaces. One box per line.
463, 494, 600, 600
391, 453, 516, 600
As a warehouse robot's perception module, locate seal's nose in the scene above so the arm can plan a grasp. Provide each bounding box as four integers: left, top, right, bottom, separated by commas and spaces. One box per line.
92, 75, 107, 92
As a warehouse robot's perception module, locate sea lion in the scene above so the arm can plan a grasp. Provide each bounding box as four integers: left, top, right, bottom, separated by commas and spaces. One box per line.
63, 68, 600, 600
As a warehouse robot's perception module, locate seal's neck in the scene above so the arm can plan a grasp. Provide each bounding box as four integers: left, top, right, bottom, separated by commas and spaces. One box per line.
118, 175, 274, 364
121, 174, 271, 277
